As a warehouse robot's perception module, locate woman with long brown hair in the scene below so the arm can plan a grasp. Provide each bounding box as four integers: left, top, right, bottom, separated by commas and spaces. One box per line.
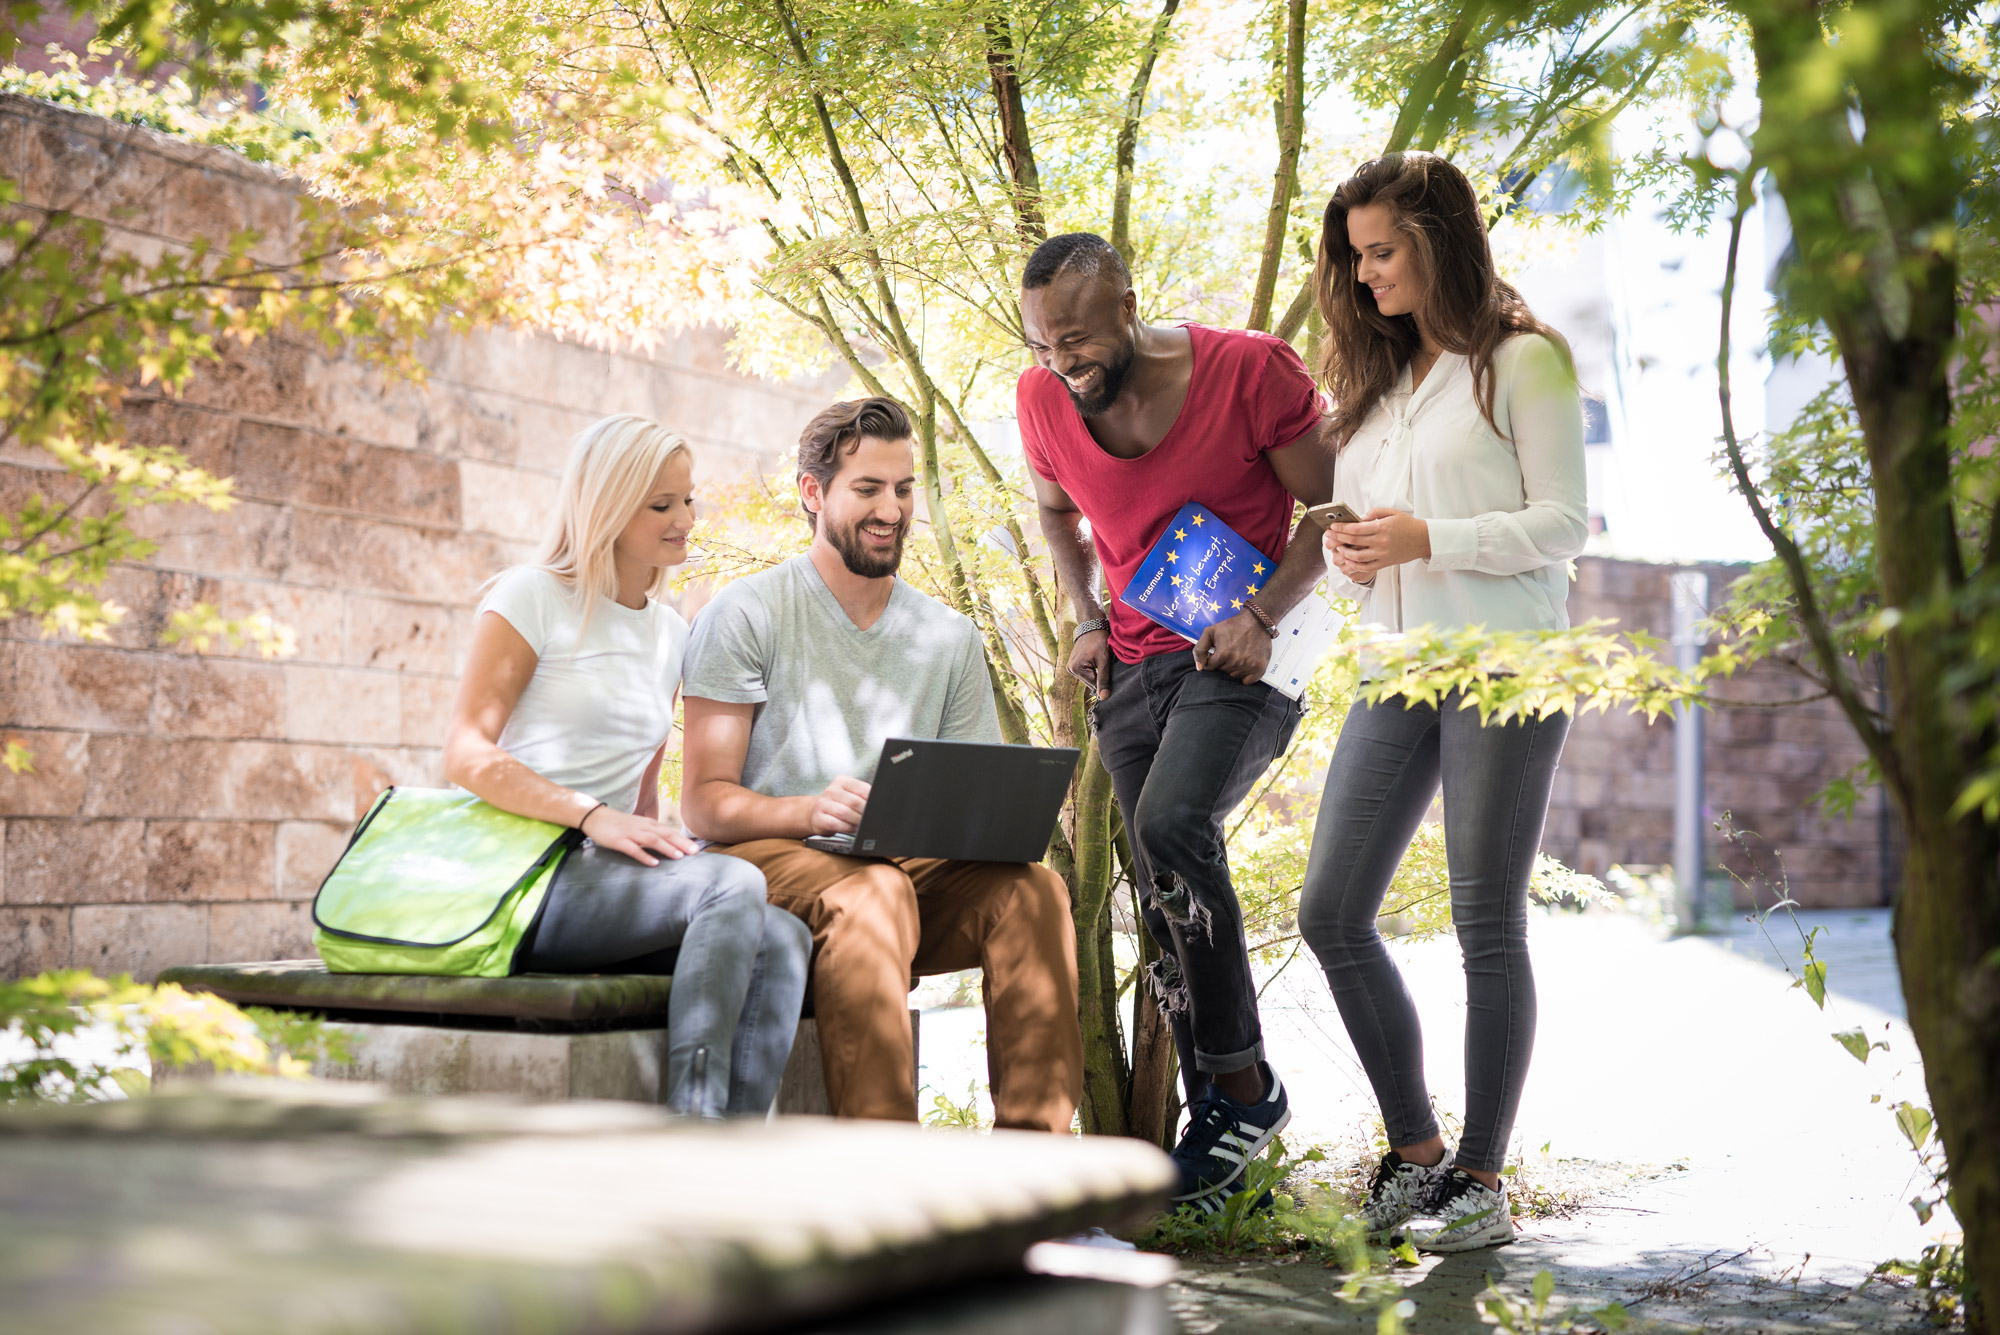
1296, 153, 1587, 1251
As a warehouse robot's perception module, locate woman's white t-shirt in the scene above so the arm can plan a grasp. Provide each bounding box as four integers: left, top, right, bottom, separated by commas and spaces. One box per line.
477, 567, 688, 813
1327, 332, 1588, 637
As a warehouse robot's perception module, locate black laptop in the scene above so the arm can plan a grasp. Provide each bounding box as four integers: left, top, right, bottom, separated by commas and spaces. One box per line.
802, 737, 1080, 862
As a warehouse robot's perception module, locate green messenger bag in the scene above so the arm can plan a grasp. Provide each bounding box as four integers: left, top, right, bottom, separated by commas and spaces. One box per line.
312, 787, 582, 977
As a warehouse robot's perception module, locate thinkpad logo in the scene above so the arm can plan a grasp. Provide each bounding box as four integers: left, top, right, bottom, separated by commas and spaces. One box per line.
889, 749, 914, 764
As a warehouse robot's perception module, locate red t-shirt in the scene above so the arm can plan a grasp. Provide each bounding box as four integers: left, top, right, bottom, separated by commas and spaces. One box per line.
1018, 324, 1325, 664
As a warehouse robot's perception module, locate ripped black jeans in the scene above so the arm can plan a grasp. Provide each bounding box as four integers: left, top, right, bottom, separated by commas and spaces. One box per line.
1092, 649, 1303, 1105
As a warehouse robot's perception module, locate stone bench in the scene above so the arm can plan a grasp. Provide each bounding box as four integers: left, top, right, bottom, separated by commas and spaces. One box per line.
157, 961, 916, 1115
0, 1079, 1176, 1334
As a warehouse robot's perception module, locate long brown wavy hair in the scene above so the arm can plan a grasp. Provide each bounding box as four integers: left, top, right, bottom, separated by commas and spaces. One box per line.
1313, 152, 1573, 449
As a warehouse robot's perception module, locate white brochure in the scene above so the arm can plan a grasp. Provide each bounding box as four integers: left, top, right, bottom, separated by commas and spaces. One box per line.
1260, 581, 1349, 700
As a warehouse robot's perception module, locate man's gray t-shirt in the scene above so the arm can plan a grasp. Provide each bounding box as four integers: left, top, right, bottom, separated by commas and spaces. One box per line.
683, 556, 1002, 797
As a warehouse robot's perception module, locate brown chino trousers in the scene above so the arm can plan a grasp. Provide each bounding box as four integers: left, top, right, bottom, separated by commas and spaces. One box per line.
711, 840, 1083, 1133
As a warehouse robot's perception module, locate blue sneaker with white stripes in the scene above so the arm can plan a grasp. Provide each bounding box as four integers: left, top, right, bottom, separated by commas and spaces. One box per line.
1168, 1065, 1291, 1202
1183, 1175, 1275, 1217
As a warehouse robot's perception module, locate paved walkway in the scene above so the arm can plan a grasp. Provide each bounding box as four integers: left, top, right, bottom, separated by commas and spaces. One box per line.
921, 906, 1955, 1331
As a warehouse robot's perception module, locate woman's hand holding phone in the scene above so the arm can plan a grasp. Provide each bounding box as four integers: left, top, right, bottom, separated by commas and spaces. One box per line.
1319, 506, 1430, 584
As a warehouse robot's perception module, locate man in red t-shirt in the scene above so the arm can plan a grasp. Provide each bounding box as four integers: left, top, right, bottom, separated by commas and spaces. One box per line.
1018, 232, 1332, 1211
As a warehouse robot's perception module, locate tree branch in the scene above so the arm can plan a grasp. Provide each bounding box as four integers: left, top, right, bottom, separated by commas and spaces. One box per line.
986, 10, 1045, 242
1110, 0, 1181, 257
767, 0, 979, 607
1247, 0, 1307, 332
1275, 1, 1486, 341
1273, 281, 1317, 342
1714, 172, 1900, 785
1385, 0, 1486, 155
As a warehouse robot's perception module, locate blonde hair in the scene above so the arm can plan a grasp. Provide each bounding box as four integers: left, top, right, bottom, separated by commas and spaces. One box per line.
533, 414, 694, 619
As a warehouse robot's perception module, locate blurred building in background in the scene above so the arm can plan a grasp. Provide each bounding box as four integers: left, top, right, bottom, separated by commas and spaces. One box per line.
1507, 166, 1891, 908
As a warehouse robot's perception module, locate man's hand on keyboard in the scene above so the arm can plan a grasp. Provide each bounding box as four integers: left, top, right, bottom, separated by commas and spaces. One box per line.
809, 775, 871, 836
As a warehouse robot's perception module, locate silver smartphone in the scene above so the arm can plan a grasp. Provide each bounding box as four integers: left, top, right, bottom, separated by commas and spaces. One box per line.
1306, 501, 1362, 529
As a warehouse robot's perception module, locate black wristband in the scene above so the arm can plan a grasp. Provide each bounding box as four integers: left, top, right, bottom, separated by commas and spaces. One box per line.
1073, 617, 1110, 641
577, 801, 607, 835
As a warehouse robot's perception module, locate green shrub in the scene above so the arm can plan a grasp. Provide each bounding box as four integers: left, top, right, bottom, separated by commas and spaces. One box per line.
0, 970, 349, 1104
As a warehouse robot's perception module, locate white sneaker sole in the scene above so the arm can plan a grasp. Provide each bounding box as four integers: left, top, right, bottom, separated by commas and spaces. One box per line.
1168, 1105, 1292, 1202
1409, 1207, 1515, 1253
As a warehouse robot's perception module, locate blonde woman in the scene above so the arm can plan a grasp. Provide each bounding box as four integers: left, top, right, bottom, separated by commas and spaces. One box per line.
444, 414, 810, 1119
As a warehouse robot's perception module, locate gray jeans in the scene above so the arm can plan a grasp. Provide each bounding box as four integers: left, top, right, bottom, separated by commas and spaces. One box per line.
1297, 693, 1570, 1173
521, 846, 811, 1119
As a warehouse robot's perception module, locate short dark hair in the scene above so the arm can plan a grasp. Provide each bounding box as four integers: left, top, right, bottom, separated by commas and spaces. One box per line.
1022, 232, 1131, 291
796, 396, 913, 530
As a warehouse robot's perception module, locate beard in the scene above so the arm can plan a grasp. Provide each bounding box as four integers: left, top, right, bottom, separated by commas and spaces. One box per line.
1063, 337, 1137, 418
826, 513, 909, 578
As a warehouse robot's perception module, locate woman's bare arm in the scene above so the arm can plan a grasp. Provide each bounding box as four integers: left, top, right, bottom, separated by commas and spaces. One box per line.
444, 610, 694, 864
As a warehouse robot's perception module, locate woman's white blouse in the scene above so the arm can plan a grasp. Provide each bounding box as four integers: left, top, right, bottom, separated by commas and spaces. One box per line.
1326, 333, 1587, 635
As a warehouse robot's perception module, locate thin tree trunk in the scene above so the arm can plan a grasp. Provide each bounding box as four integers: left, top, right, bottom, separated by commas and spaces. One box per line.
986, 11, 1045, 241
1247, 0, 1307, 332
1128, 916, 1180, 1148
1110, 0, 1181, 257
773, 0, 994, 646
1045, 612, 1130, 1136
1068, 738, 1127, 1135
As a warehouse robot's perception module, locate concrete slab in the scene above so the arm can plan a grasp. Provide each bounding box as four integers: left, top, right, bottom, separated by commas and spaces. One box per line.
305, 1021, 671, 1101
168, 1013, 921, 1116
0, 1079, 1176, 1335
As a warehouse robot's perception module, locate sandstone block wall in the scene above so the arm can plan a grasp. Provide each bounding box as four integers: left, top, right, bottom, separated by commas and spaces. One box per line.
1544, 557, 1896, 908
0, 95, 842, 978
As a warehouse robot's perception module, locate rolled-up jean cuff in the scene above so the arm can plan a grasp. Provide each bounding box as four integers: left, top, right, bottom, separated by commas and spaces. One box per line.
1392, 1115, 1442, 1150
1193, 1040, 1265, 1076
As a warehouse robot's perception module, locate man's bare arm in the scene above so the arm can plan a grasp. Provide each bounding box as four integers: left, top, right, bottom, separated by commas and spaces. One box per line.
681, 696, 869, 843
1031, 469, 1116, 698
1032, 470, 1106, 621
1192, 418, 1334, 682
1252, 419, 1336, 620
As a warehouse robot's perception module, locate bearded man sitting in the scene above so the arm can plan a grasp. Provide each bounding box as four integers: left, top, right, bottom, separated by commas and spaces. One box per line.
678, 396, 1084, 1133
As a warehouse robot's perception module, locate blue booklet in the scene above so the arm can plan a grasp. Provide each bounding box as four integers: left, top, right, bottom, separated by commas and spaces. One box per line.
1118, 502, 1276, 642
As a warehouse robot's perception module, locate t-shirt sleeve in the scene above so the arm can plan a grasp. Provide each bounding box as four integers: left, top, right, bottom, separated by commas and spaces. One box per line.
1251, 335, 1327, 453
681, 586, 772, 705
1015, 372, 1060, 483
659, 607, 691, 695
941, 620, 1003, 743
476, 567, 558, 657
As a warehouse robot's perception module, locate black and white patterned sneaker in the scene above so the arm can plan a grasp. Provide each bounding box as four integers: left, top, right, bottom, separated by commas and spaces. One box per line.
1168, 1065, 1292, 1201
1405, 1167, 1514, 1252
1359, 1149, 1455, 1232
